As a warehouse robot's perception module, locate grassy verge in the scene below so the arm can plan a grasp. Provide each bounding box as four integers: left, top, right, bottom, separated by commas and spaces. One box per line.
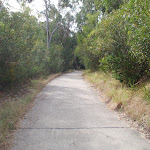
84, 70, 150, 138
0, 73, 61, 149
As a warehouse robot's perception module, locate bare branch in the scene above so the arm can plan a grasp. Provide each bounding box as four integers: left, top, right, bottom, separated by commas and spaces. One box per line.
48, 22, 60, 47
35, 7, 46, 16
43, 0, 50, 48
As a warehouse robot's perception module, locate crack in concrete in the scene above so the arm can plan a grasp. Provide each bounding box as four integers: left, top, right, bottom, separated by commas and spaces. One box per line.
19, 127, 129, 130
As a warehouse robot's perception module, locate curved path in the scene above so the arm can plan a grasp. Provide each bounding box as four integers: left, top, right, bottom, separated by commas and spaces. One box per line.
11, 71, 150, 150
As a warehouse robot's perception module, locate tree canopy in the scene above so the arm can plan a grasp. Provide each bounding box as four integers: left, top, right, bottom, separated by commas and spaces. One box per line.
0, 1, 78, 87
0, 0, 149, 87
75, 0, 150, 85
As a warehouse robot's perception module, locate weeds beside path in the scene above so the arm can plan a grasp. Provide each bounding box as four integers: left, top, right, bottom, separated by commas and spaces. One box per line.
84, 71, 150, 140
0, 73, 61, 149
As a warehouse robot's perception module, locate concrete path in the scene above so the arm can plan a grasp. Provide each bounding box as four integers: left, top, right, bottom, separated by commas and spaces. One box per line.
11, 71, 150, 150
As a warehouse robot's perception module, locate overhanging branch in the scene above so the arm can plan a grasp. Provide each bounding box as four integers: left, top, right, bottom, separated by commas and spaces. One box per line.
48, 22, 60, 47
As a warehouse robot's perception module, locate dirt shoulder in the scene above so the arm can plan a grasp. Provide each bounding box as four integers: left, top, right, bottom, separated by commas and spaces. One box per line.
0, 73, 61, 149
83, 71, 150, 140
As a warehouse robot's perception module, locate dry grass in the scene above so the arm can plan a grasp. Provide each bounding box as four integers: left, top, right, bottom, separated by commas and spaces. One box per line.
0, 73, 61, 149
84, 70, 150, 136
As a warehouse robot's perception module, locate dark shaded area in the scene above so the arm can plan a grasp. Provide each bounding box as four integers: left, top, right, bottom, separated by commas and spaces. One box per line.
73, 57, 85, 70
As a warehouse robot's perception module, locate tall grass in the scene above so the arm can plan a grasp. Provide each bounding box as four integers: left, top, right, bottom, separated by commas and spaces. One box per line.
84, 71, 150, 134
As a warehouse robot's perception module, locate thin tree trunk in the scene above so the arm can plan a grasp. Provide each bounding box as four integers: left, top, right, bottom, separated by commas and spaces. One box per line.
48, 23, 60, 47
44, 0, 50, 48
43, 0, 60, 48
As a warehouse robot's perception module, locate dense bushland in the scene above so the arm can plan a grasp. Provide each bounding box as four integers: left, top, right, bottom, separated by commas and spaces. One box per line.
75, 0, 150, 85
0, 3, 77, 88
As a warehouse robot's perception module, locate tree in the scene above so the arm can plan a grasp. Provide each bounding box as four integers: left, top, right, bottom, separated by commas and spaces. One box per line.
0, 0, 78, 87
0, 0, 6, 14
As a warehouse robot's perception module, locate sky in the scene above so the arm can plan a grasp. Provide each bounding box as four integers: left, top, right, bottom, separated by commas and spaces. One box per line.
4, 0, 80, 31
5, 0, 58, 16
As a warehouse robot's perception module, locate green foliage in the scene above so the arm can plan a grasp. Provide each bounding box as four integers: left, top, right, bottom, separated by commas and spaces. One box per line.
0, 7, 43, 85
0, 3, 77, 87
75, 0, 150, 85
46, 44, 64, 73
62, 34, 77, 70
95, 0, 126, 14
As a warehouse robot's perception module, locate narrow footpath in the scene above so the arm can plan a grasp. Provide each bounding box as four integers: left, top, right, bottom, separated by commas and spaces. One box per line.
11, 71, 150, 150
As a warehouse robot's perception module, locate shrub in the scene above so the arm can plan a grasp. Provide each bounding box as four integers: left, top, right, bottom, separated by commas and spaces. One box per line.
76, 0, 150, 85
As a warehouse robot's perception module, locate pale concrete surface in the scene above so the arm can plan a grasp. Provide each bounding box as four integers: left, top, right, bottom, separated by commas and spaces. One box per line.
11, 71, 150, 150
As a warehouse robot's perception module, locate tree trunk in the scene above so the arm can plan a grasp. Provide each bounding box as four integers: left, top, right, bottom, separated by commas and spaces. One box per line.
44, 0, 50, 48
43, 0, 60, 48
48, 23, 60, 47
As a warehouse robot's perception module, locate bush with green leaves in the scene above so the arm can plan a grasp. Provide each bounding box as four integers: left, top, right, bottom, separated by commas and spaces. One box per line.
0, 3, 77, 87
75, 0, 150, 85
0, 7, 42, 85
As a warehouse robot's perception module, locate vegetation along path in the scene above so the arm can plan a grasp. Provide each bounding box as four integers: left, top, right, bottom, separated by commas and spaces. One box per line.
11, 71, 150, 150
